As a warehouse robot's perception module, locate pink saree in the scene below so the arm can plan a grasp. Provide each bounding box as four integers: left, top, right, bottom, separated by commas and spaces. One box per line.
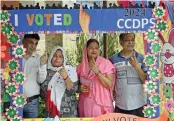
77, 46, 116, 117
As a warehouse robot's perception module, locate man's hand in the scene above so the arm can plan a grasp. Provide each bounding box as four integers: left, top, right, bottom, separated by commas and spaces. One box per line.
40, 54, 47, 65
129, 53, 140, 69
79, 4, 90, 33
129, 53, 147, 83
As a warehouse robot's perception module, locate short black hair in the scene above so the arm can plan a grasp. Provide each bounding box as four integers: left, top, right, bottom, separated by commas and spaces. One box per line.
119, 33, 135, 41
23, 34, 40, 40
87, 38, 99, 47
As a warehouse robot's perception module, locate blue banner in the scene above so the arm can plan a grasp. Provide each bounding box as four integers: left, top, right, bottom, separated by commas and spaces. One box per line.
166, 1, 174, 24
9, 8, 155, 33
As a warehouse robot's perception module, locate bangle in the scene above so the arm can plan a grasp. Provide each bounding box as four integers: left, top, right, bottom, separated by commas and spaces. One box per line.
63, 76, 69, 80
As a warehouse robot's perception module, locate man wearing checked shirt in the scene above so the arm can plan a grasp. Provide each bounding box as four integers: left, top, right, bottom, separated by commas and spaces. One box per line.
109, 33, 147, 117
22, 34, 47, 118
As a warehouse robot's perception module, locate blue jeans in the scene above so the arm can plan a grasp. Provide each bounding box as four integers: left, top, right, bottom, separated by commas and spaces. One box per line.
23, 98, 39, 118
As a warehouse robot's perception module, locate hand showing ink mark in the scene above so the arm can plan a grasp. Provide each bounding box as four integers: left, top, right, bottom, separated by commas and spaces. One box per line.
58, 66, 68, 80
40, 53, 47, 65
129, 53, 140, 69
89, 58, 100, 74
79, 4, 90, 33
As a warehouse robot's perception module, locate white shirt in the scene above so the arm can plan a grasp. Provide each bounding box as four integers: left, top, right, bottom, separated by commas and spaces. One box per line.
23, 52, 47, 97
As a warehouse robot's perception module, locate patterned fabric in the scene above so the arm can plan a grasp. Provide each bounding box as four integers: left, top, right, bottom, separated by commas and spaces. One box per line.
60, 83, 78, 117
40, 70, 55, 100
164, 64, 174, 77
41, 69, 78, 117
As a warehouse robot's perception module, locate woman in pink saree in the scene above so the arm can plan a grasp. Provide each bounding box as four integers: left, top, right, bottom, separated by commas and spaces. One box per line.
77, 39, 116, 117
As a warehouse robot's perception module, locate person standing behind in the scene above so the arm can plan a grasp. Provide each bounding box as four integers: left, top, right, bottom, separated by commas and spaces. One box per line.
22, 34, 47, 118
109, 33, 147, 117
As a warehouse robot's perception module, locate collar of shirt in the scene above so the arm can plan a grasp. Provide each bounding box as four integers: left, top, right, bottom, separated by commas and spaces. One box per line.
31, 52, 37, 57
118, 50, 138, 60
24, 52, 37, 60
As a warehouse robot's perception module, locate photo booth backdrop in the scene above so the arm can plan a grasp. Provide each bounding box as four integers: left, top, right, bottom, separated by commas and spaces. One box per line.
1, 1, 174, 120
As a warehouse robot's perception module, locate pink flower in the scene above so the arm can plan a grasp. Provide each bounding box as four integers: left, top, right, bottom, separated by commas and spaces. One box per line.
164, 100, 174, 112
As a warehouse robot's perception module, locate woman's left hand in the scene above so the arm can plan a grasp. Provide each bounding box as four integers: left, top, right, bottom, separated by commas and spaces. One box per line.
58, 68, 68, 79
89, 58, 100, 74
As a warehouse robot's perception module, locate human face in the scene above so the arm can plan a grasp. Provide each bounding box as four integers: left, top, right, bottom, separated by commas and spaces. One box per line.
51, 50, 64, 67
120, 33, 135, 51
25, 38, 39, 54
87, 42, 100, 59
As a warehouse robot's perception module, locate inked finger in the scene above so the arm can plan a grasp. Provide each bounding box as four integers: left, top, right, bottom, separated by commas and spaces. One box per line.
80, 4, 83, 14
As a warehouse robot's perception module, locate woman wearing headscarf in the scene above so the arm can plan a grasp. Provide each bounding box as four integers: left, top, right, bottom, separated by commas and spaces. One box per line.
77, 39, 116, 117
41, 46, 78, 118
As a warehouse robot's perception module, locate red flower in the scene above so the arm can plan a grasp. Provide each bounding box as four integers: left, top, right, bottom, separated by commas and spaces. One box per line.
1, 33, 11, 67
1, 42, 10, 60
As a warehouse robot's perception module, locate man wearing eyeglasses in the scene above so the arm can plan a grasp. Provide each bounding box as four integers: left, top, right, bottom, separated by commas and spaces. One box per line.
109, 33, 147, 117
22, 34, 47, 118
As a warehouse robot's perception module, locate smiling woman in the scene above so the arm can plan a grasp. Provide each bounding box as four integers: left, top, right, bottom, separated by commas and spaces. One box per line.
42, 46, 78, 118
77, 38, 116, 117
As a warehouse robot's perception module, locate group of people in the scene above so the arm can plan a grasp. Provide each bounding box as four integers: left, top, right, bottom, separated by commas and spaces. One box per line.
22, 33, 147, 118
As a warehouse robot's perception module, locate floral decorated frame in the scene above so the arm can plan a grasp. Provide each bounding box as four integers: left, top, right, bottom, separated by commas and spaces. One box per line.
0, 1, 174, 121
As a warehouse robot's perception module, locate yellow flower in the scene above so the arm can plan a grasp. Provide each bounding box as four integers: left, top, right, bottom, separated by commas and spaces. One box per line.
3, 68, 10, 81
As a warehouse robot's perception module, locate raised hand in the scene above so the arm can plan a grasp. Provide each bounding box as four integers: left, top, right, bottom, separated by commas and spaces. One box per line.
58, 67, 68, 80
40, 53, 47, 65
129, 53, 140, 69
88, 58, 100, 74
79, 4, 90, 33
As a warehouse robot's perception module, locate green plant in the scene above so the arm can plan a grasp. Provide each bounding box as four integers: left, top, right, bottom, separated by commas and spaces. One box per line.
66, 49, 78, 66
38, 97, 46, 118
76, 34, 87, 64
99, 33, 120, 58
107, 33, 120, 58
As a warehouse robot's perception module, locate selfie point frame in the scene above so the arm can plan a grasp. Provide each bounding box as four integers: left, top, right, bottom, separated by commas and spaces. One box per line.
0, 3, 173, 121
